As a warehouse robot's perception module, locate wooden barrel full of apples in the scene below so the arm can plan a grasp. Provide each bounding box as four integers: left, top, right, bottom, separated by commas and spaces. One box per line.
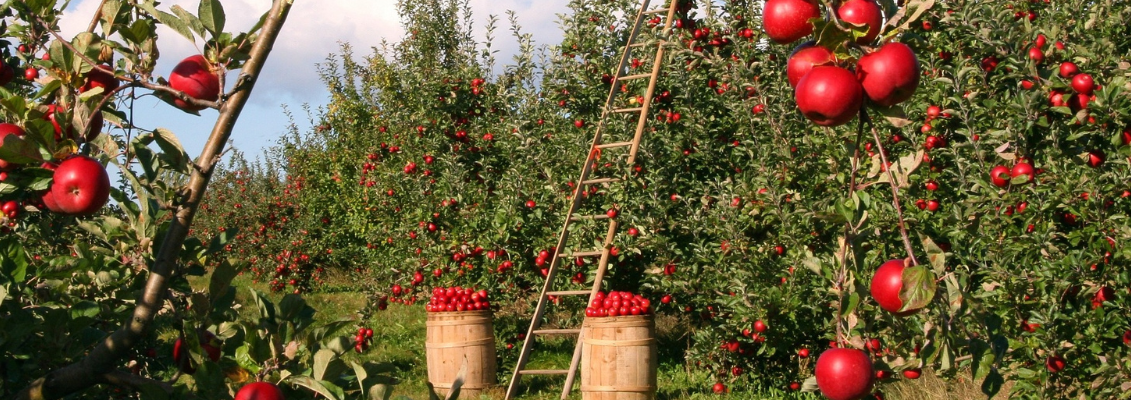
425, 310, 497, 399
580, 314, 658, 400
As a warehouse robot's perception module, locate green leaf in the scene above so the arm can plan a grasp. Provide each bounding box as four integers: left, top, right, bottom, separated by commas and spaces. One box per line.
0, 238, 29, 281
145, 5, 196, 43
206, 226, 237, 255
70, 301, 101, 319
842, 292, 860, 316
313, 349, 336, 381
0, 133, 43, 164
872, 104, 913, 128
171, 5, 206, 38
198, 0, 226, 36
919, 234, 946, 275
981, 369, 1004, 397
899, 265, 937, 312
285, 376, 344, 400
208, 261, 238, 303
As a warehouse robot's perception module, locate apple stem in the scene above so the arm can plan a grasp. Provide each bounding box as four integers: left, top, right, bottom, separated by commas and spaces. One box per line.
863, 110, 920, 267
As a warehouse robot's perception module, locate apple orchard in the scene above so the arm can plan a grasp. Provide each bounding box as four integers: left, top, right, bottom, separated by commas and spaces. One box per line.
3, 0, 1131, 399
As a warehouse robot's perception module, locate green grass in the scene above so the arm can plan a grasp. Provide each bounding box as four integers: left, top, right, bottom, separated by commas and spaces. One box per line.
206, 273, 989, 400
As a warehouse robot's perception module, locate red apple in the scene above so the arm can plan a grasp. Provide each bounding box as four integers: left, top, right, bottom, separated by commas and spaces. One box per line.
902, 368, 922, 379
1058, 61, 1078, 78
870, 259, 919, 315
795, 66, 863, 127
815, 348, 874, 400
44, 104, 104, 142
1011, 162, 1034, 184
24, 67, 38, 81
0, 123, 26, 171
981, 56, 999, 72
787, 42, 834, 88
837, 0, 883, 43
234, 382, 284, 400
169, 55, 220, 111
990, 165, 1010, 188
763, 0, 820, 44
1045, 355, 1066, 373
0, 64, 14, 86
1071, 73, 1094, 95
753, 320, 768, 333
712, 382, 727, 394
1086, 150, 1104, 168
1027, 47, 1044, 63
856, 42, 921, 106
50, 155, 111, 216
173, 331, 222, 374
81, 64, 120, 94
1035, 34, 1047, 48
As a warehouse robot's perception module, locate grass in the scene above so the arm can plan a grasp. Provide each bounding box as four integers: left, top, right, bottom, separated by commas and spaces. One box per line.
204, 272, 1005, 399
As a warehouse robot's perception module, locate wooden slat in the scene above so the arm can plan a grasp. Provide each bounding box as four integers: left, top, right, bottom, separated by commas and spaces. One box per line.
533, 328, 581, 335
547, 290, 591, 296
613, 107, 644, 113
582, 177, 622, 185
519, 369, 569, 375
569, 214, 611, 222
557, 250, 604, 258
617, 73, 651, 81
596, 141, 633, 149
642, 8, 667, 15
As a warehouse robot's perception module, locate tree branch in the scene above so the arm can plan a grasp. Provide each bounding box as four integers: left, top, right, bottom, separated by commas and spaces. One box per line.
863, 110, 919, 266
16, 0, 293, 398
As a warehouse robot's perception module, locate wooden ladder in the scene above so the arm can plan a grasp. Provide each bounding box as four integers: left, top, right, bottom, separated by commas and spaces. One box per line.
504, 1, 677, 399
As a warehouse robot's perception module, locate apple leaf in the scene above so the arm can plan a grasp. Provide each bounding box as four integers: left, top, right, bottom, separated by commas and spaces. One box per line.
171, 5, 206, 39
899, 265, 936, 312
139, 2, 196, 44
313, 349, 336, 381
286, 375, 344, 400
800, 376, 818, 392
891, 0, 937, 33
208, 260, 237, 303
981, 368, 1004, 397
198, 0, 226, 36
810, 18, 855, 57
842, 292, 860, 316
0, 133, 43, 164
918, 234, 946, 275
872, 104, 913, 128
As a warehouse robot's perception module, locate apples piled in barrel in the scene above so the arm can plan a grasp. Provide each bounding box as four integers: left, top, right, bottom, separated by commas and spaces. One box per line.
766, 0, 922, 127
585, 290, 652, 317
426, 286, 491, 312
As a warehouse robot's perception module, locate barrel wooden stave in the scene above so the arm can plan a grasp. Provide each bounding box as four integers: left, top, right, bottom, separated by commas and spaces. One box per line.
425, 311, 497, 399
581, 315, 657, 400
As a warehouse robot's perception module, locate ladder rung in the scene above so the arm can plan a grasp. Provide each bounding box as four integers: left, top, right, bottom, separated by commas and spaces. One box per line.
613, 107, 644, 113
617, 73, 651, 81
597, 141, 634, 149
568, 214, 611, 222
533, 328, 582, 335
642, 9, 668, 15
628, 41, 659, 48
582, 177, 622, 185
557, 250, 605, 258
519, 369, 569, 375
547, 290, 591, 296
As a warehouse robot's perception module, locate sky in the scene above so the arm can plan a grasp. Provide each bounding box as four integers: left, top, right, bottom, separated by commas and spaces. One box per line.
56, 0, 573, 162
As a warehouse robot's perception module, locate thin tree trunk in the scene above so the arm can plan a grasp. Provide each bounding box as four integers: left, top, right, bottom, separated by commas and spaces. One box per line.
17, 0, 294, 398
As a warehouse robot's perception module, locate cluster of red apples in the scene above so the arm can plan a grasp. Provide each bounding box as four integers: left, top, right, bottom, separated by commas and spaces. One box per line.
584, 290, 653, 317
766, 0, 920, 127
0, 54, 220, 224
425, 286, 492, 312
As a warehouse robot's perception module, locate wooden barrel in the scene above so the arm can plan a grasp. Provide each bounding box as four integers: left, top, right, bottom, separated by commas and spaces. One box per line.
425, 311, 497, 399
580, 315, 658, 400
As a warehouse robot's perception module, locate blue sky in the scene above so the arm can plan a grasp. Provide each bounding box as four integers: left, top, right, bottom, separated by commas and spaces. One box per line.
58, 0, 571, 161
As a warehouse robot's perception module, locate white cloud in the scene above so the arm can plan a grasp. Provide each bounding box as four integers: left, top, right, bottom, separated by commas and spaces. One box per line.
54, 0, 570, 157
